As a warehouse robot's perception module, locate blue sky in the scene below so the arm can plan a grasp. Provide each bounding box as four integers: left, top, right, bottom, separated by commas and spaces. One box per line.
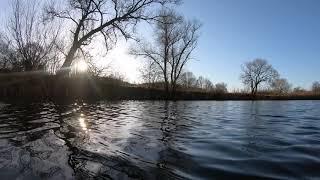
177, 0, 320, 90
1, 0, 320, 90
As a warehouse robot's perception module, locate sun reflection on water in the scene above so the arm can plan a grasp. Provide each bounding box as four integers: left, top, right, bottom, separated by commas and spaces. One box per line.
79, 116, 88, 133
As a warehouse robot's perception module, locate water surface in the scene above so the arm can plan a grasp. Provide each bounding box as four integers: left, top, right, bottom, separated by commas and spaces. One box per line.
0, 101, 319, 179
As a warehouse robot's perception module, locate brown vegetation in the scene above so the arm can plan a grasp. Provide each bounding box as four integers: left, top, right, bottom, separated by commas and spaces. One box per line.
0, 73, 319, 102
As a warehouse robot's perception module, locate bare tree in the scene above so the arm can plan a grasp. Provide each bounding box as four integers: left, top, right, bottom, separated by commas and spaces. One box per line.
293, 86, 307, 94
46, 0, 179, 75
46, 49, 63, 74
179, 71, 197, 89
131, 9, 179, 94
139, 60, 162, 88
168, 17, 201, 95
215, 82, 228, 94
132, 9, 200, 95
196, 76, 205, 89
270, 78, 291, 94
7, 0, 59, 72
312, 81, 320, 94
73, 47, 111, 77
131, 11, 180, 94
108, 71, 125, 82
0, 35, 17, 72
87, 60, 110, 77
240, 59, 279, 95
203, 78, 213, 91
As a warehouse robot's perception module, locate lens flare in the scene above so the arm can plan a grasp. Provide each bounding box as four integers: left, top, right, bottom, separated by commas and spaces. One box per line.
77, 60, 88, 72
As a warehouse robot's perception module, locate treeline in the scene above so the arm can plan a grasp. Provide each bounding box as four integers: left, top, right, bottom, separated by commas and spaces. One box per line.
0, 0, 60, 74
0, 0, 121, 78
0, 0, 319, 100
239, 58, 320, 96
138, 57, 320, 97
0, 0, 204, 96
0, 0, 205, 98
140, 67, 227, 94
0, 0, 183, 76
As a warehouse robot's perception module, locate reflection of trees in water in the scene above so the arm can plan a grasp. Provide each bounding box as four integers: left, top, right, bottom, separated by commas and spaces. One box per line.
53, 102, 93, 178
159, 101, 177, 142
0, 103, 73, 179
52, 101, 192, 179
0, 101, 202, 179
115, 101, 198, 179
156, 101, 198, 179
0, 101, 201, 179
53, 101, 151, 179
240, 101, 290, 156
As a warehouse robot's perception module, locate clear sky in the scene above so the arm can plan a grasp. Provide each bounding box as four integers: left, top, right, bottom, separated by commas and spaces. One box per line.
177, 0, 320, 90
1, 0, 320, 90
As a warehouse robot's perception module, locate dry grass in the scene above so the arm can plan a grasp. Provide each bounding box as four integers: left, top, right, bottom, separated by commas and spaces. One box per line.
0, 73, 320, 101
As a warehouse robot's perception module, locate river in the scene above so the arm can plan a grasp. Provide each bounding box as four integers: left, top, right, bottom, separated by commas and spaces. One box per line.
0, 101, 319, 179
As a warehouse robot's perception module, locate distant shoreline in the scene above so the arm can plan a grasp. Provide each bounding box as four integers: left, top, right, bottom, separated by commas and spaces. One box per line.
1, 74, 320, 102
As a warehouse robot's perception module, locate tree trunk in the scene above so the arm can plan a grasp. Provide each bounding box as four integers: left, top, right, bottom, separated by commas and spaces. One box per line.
164, 79, 169, 99
253, 84, 258, 96
251, 86, 255, 96
171, 83, 176, 99
57, 45, 78, 76
24, 60, 33, 71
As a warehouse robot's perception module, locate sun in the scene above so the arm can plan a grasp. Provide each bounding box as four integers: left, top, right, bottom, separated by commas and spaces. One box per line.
76, 60, 88, 72
80, 41, 141, 81
101, 43, 141, 82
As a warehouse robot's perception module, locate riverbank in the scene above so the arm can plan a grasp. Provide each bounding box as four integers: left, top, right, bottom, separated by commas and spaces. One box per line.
1, 73, 320, 102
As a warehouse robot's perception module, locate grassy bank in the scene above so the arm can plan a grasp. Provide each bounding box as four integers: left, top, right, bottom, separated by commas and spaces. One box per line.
1, 73, 320, 102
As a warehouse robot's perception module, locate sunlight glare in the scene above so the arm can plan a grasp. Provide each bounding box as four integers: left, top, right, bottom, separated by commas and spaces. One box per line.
100, 42, 141, 82
77, 60, 88, 72
79, 117, 88, 132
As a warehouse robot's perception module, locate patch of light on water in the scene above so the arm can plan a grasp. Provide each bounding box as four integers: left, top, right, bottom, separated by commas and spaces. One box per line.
79, 117, 88, 133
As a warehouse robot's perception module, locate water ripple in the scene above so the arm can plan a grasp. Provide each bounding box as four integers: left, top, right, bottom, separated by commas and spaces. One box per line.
0, 101, 319, 179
